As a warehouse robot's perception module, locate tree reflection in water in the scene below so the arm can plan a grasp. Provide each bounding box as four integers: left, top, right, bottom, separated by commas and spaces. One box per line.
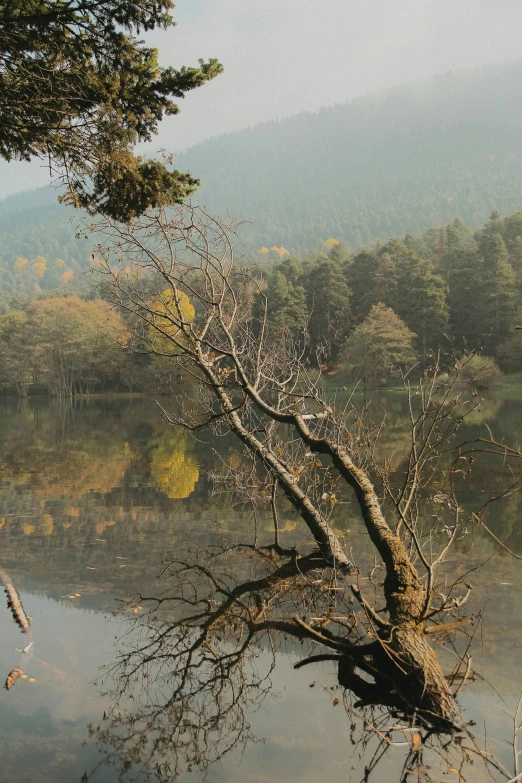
86, 537, 514, 783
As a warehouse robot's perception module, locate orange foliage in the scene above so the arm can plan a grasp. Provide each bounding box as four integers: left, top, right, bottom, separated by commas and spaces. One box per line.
61, 269, 74, 285
95, 520, 116, 536
269, 246, 290, 257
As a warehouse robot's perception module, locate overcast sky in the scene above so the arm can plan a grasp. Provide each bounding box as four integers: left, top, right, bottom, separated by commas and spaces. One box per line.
2, 0, 522, 198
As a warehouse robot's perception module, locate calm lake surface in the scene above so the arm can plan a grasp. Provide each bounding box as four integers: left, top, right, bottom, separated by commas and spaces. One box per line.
0, 389, 521, 782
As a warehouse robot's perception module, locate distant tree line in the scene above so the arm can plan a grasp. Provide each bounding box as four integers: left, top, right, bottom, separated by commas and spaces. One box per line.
0, 296, 184, 397
256, 210, 522, 383
1, 210, 522, 395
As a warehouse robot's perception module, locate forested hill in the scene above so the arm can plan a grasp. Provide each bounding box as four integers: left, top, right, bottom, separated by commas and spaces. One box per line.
0, 188, 92, 305
0, 187, 83, 262
176, 60, 522, 252
4, 59, 522, 274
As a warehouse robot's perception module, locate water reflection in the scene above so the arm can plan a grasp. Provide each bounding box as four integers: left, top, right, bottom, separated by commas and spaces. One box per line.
87, 539, 521, 783
0, 393, 519, 782
149, 429, 199, 499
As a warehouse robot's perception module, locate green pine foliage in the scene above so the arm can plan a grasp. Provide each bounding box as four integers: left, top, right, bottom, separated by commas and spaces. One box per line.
341, 303, 417, 386
256, 209, 522, 372
305, 257, 351, 367
0, 0, 222, 221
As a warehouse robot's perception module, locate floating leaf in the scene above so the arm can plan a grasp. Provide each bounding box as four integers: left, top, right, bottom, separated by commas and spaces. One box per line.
5, 668, 22, 690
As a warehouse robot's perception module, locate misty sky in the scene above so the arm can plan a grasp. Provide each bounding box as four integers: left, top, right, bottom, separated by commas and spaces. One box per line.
2, 0, 522, 198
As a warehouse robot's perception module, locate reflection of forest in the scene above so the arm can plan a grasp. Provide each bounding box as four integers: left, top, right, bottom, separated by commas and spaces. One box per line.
1, 393, 522, 783
0, 399, 210, 593
0, 392, 522, 600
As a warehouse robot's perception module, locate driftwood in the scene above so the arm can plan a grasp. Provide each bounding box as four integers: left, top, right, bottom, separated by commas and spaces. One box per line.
4, 582, 31, 634
0, 567, 31, 634
0, 567, 34, 695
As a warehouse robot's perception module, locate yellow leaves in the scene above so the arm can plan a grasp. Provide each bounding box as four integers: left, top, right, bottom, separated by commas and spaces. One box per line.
13, 256, 28, 271
154, 288, 195, 330
41, 515, 53, 535
95, 521, 116, 535
150, 288, 195, 353
258, 246, 289, 257
411, 732, 422, 751
22, 523, 35, 536
55, 258, 65, 267
149, 429, 199, 499
67, 507, 80, 517
68, 593, 81, 599
33, 260, 47, 279
269, 246, 289, 257
322, 237, 340, 249
321, 491, 337, 505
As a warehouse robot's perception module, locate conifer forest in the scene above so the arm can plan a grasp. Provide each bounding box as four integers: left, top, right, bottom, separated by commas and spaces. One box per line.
2, 4, 522, 783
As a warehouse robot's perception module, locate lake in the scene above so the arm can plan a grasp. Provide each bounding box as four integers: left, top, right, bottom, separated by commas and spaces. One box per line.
0, 389, 521, 782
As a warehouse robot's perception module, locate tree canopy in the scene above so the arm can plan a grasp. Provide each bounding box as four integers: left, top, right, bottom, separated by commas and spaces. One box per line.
341, 303, 417, 385
0, 0, 222, 221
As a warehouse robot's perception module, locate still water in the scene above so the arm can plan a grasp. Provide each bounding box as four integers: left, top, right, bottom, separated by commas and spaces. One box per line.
0, 391, 520, 782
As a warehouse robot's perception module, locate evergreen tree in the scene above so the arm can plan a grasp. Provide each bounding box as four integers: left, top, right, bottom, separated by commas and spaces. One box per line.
306, 259, 351, 367
0, 1, 222, 221
447, 249, 484, 350
477, 227, 516, 351
391, 244, 448, 359
346, 248, 380, 322
341, 303, 417, 386
328, 242, 349, 265
266, 269, 308, 332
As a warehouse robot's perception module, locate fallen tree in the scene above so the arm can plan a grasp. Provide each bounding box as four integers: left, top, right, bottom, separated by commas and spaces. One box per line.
89, 205, 522, 778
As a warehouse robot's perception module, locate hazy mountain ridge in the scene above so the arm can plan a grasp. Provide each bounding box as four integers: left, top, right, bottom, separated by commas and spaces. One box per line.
2, 60, 522, 267
175, 61, 522, 251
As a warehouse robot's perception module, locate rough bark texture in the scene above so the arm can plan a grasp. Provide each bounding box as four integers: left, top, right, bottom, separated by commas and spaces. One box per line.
199, 326, 459, 730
